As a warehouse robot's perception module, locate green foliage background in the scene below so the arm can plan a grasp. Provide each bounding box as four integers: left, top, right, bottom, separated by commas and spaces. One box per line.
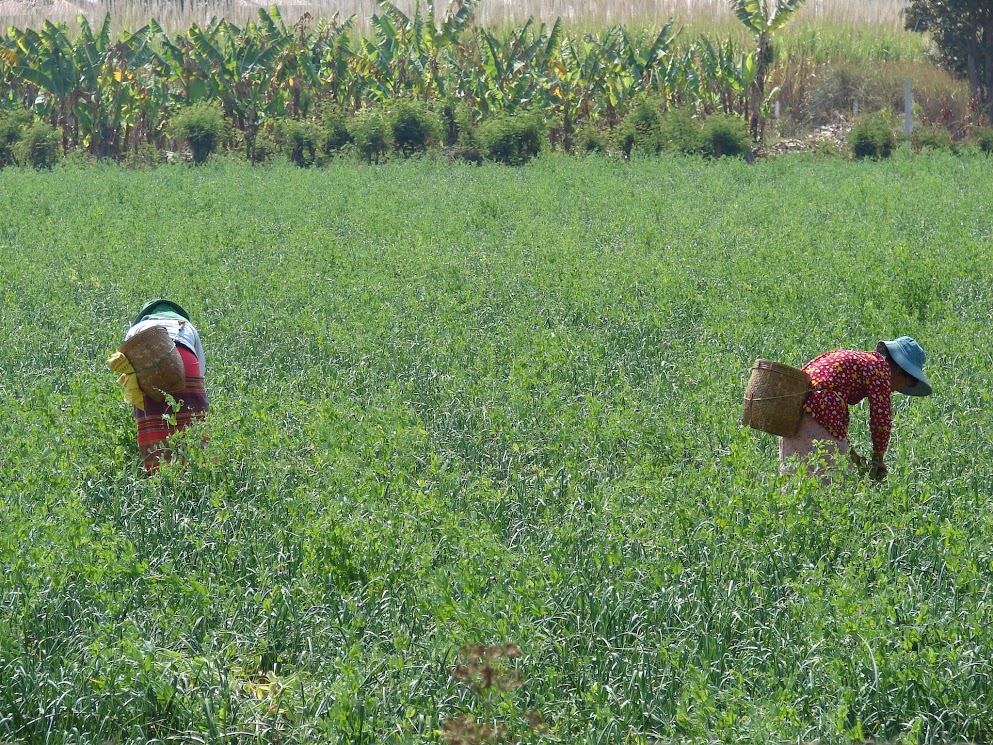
1, 154, 993, 743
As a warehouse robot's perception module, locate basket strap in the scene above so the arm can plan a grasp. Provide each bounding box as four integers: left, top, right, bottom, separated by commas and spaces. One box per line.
132, 347, 178, 375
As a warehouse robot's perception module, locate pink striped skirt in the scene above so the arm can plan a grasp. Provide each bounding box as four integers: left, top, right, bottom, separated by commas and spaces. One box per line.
134, 345, 209, 473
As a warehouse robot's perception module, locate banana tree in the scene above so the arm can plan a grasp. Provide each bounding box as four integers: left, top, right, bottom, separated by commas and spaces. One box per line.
116, 24, 169, 152
311, 14, 356, 106
279, 12, 353, 116
464, 18, 560, 115
539, 35, 606, 149
0, 39, 23, 120
185, 11, 294, 158
590, 22, 678, 124
695, 36, 756, 114
7, 21, 80, 146
730, 0, 806, 140
356, 9, 406, 101
369, 0, 480, 100
69, 14, 142, 156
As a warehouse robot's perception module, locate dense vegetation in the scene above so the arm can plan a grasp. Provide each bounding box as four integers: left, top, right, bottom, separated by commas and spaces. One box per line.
2, 153, 993, 743
904, 0, 993, 119
0, 0, 974, 165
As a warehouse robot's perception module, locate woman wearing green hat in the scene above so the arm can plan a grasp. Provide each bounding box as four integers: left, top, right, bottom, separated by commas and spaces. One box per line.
780, 336, 932, 483
122, 300, 209, 472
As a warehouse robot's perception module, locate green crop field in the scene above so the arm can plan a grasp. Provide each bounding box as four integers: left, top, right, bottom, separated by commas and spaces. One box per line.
1, 153, 993, 743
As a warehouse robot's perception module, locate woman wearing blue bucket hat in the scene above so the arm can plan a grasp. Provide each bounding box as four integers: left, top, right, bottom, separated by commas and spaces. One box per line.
780, 336, 931, 483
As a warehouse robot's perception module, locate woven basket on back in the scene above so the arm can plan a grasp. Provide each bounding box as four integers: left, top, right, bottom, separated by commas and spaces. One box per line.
742, 359, 811, 437
119, 325, 186, 402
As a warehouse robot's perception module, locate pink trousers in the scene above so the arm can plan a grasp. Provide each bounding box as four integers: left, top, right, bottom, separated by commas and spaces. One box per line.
779, 413, 851, 482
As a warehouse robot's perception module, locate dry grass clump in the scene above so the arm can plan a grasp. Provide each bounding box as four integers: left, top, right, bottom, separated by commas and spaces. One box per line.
798, 60, 972, 134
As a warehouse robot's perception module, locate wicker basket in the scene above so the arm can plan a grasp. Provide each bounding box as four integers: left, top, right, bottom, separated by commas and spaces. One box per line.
119, 325, 186, 402
742, 359, 811, 437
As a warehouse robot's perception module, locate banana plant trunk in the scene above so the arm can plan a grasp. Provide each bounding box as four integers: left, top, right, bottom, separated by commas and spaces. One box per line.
749, 31, 768, 142
562, 98, 573, 153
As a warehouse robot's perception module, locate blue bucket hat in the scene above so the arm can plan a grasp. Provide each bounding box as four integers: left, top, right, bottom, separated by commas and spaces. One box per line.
877, 336, 932, 397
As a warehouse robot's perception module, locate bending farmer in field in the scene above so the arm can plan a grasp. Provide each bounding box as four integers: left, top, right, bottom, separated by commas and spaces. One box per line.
112, 299, 210, 473
780, 336, 931, 483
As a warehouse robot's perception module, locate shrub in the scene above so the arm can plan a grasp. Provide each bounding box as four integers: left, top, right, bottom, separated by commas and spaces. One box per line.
277, 119, 320, 167
972, 126, 993, 155
439, 102, 459, 147
318, 106, 352, 156
348, 109, 390, 164
479, 113, 545, 165
912, 123, 956, 153
455, 105, 480, 152
172, 102, 226, 164
123, 142, 162, 168
659, 108, 703, 155
700, 113, 751, 158
251, 128, 279, 164
13, 122, 62, 169
617, 97, 662, 157
576, 124, 607, 154
811, 139, 844, 158
390, 100, 439, 157
850, 111, 896, 159
439, 101, 479, 151
450, 146, 484, 165
0, 109, 31, 167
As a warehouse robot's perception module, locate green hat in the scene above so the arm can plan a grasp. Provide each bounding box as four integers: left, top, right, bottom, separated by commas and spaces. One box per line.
133, 299, 191, 326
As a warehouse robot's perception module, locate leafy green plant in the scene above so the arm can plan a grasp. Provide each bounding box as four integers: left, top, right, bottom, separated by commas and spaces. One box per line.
971, 126, 993, 155
249, 127, 279, 164
575, 124, 607, 154
700, 112, 752, 158
0, 109, 31, 167
912, 123, 957, 153
348, 109, 391, 164
479, 114, 545, 165
659, 108, 704, 154
850, 111, 896, 159
319, 106, 353, 156
122, 142, 162, 168
453, 103, 480, 150
12, 122, 62, 169
389, 100, 440, 157
277, 119, 320, 167
171, 102, 226, 165
616, 97, 662, 157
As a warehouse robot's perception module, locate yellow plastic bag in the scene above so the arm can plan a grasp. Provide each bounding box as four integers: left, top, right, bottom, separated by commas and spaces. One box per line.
106, 351, 145, 410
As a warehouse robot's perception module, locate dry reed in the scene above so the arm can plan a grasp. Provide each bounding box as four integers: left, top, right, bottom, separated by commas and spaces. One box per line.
1, 0, 911, 33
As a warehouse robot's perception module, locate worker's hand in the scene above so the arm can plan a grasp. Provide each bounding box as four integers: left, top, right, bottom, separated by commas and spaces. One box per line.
849, 450, 867, 473
869, 454, 887, 483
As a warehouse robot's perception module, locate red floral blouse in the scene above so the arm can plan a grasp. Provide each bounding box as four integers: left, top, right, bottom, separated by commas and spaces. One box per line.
802, 349, 893, 455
